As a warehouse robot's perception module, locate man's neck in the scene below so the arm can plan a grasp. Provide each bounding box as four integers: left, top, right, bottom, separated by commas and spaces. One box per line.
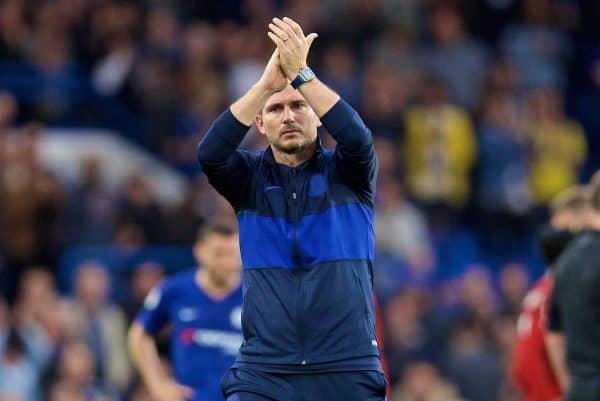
271, 141, 317, 168
195, 268, 240, 299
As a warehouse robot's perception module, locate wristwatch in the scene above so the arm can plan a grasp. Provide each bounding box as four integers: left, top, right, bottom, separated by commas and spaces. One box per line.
291, 66, 316, 89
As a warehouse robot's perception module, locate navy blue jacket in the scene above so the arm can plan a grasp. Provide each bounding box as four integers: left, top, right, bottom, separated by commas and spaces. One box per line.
197, 99, 380, 372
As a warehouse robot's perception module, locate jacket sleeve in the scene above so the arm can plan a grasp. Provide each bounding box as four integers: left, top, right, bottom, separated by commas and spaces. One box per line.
320, 99, 378, 201
197, 108, 253, 207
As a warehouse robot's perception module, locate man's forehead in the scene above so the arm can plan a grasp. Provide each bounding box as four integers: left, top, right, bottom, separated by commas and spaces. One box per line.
265, 86, 307, 106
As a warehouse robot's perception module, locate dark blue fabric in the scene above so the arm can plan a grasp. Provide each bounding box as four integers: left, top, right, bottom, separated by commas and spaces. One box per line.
221, 368, 387, 401
197, 99, 380, 372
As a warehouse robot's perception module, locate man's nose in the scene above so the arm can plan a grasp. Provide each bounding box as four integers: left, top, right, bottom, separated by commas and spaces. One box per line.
282, 106, 295, 123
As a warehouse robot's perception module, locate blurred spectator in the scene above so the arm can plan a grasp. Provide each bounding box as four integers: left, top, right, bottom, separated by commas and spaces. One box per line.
360, 60, 405, 139
443, 319, 503, 401
384, 290, 438, 384
123, 261, 165, 321
116, 174, 164, 245
63, 262, 131, 392
459, 266, 499, 329
318, 41, 361, 107
498, 263, 529, 317
0, 0, 27, 60
373, 137, 401, 177
0, 329, 43, 401
366, 23, 422, 106
421, 4, 489, 110
403, 79, 477, 213
90, 7, 137, 100
163, 179, 208, 244
0, 125, 62, 301
475, 89, 530, 217
65, 155, 118, 245
0, 91, 17, 129
392, 361, 463, 401
52, 341, 118, 401
573, 47, 600, 178
501, 0, 571, 90
48, 381, 85, 401
527, 87, 586, 205
375, 174, 434, 274
474, 89, 532, 253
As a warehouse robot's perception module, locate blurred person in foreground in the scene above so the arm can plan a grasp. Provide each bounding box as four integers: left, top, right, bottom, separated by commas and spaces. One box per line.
128, 219, 243, 401
510, 185, 590, 401
197, 16, 385, 401
548, 178, 600, 401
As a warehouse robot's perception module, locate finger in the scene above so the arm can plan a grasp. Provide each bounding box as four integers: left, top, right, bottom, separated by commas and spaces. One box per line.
306, 33, 319, 49
268, 23, 289, 41
272, 17, 297, 41
267, 32, 284, 48
283, 17, 304, 37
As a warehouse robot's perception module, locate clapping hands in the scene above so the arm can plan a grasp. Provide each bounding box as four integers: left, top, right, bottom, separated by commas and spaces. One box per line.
268, 17, 318, 81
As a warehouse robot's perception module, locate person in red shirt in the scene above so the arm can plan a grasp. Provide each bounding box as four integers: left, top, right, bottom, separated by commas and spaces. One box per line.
510, 186, 590, 401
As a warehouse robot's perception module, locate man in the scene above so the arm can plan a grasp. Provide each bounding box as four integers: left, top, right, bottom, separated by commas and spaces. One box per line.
510, 186, 590, 401
197, 17, 385, 401
128, 219, 243, 401
548, 178, 600, 401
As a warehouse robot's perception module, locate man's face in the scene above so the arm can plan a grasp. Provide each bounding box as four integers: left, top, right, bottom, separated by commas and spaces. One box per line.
256, 85, 321, 155
194, 233, 241, 285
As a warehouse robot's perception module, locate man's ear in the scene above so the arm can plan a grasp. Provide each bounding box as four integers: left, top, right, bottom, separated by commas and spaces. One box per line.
316, 117, 322, 128
256, 113, 267, 135
193, 243, 205, 266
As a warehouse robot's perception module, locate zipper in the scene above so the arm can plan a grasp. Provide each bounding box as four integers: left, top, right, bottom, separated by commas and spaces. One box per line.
290, 168, 306, 365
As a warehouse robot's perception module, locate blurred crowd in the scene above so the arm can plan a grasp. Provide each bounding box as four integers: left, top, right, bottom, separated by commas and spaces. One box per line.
0, 0, 599, 400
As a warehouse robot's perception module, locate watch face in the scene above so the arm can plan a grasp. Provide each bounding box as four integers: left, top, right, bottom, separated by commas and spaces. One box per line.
299, 67, 315, 81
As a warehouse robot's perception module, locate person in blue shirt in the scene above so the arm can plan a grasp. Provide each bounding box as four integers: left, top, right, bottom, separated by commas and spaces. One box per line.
197, 17, 386, 401
128, 219, 243, 401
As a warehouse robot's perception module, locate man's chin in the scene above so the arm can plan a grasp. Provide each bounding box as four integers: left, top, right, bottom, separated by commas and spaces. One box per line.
274, 140, 306, 155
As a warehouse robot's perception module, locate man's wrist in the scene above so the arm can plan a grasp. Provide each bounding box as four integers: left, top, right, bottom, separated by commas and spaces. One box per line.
291, 65, 316, 89
253, 81, 278, 96
286, 63, 306, 80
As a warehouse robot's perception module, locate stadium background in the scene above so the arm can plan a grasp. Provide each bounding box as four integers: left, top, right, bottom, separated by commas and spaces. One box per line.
0, 0, 599, 400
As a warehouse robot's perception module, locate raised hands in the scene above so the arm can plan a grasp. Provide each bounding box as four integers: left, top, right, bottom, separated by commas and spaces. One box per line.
268, 17, 318, 81
258, 48, 288, 93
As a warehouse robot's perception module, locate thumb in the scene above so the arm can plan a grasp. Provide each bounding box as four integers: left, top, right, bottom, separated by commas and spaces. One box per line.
306, 33, 318, 49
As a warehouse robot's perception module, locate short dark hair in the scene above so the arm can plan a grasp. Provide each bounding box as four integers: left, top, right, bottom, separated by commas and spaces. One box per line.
549, 185, 590, 216
196, 217, 238, 243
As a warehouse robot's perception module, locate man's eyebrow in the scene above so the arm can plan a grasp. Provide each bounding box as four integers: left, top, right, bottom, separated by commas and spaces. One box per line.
265, 102, 283, 110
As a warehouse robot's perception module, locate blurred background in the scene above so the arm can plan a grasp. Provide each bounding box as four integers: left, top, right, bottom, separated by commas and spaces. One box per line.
0, 0, 598, 400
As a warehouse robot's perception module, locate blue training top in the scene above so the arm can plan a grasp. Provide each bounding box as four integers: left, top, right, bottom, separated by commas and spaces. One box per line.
136, 269, 243, 401
197, 99, 381, 373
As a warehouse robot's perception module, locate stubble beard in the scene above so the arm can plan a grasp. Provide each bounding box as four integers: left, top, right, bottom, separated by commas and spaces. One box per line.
273, 139, 309, 155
